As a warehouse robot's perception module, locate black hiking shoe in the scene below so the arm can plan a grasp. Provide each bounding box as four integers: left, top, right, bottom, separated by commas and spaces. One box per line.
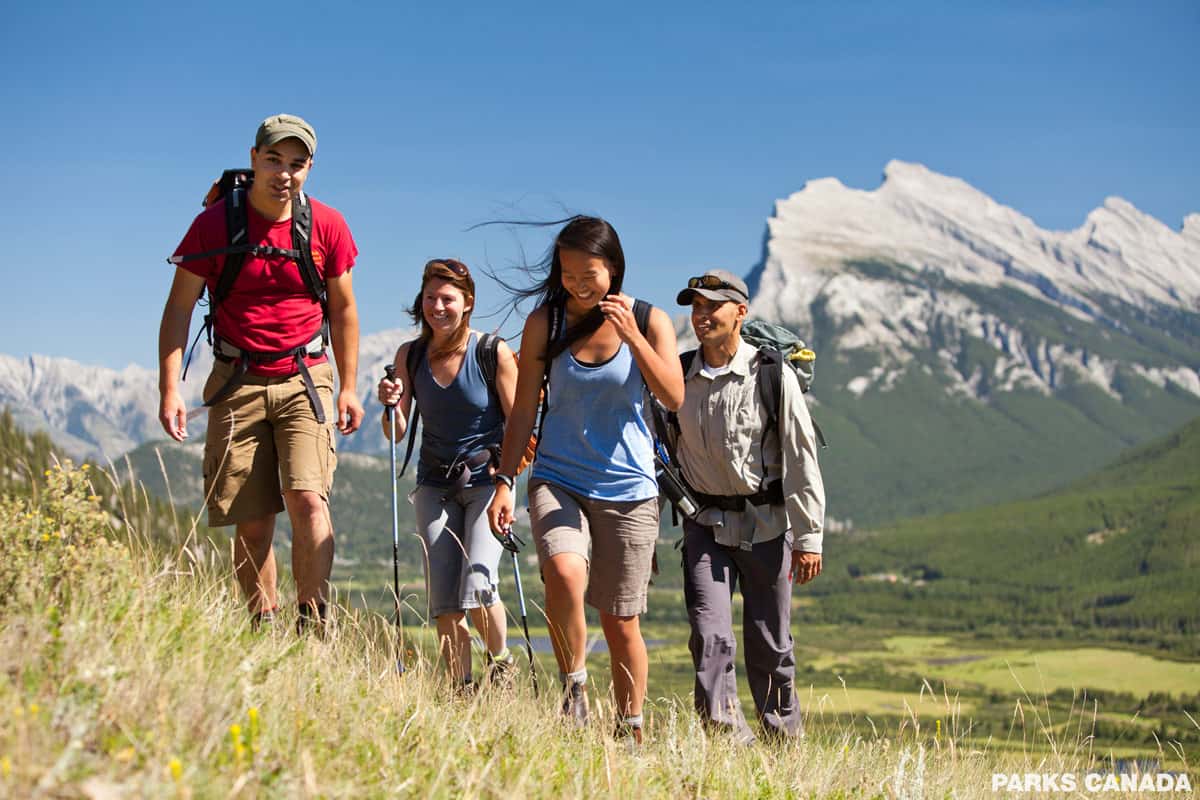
296, 601, 328, 638
560, 681, 589, 727
250, 605, 280, 632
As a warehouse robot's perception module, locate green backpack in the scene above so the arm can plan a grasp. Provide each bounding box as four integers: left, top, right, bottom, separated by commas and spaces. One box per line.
740, 319, 816, 394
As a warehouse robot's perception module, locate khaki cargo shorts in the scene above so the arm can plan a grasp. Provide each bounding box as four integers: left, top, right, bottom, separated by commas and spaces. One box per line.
527, 481, 659, 617
202, 359, 337, 527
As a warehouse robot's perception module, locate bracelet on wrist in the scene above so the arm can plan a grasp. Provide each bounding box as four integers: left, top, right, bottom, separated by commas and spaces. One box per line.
494, 473, 515, 491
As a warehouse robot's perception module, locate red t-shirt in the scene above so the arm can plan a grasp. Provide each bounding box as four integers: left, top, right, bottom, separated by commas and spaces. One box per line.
172, 195, 358, 376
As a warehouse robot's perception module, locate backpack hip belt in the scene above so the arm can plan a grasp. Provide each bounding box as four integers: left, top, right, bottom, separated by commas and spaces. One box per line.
205, 331, 330, 423
691, 479, 783, 512
433, 444, 502, 500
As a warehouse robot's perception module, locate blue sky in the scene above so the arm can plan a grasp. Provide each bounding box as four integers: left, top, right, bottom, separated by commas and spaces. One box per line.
1, 1, 1196, 370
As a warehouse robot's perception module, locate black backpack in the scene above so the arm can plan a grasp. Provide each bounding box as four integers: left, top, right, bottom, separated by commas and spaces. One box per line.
169, 169, 330, 420
397, 333, 504, 478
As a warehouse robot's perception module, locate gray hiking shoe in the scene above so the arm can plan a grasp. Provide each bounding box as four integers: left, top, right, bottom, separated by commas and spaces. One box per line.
560, 681, 590, 727
614, 719, 644, 749
486, 651, 517, 688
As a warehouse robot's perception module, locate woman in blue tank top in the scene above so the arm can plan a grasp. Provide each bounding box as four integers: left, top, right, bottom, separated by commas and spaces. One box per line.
378, 259, 520, 691
487, 217, 684, 742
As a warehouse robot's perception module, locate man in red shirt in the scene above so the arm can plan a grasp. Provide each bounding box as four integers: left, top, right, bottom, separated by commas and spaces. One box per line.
157, 114, 364, 632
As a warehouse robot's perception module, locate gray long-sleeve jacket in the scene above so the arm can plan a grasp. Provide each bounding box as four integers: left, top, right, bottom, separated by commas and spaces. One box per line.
673, 338, 825, 553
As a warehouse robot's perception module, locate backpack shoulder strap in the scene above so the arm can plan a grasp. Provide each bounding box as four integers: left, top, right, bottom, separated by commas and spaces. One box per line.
399, 339, 428, 477
477, 333, 504, 413
755, 348, 783, 435
476, 333, 501, 386
213, 186, 251, 305
545, 301, 567, 356
290, 192, 325, 304
535, 301, 568, 454
680, 349, 697, 375
632, 298, 652, 337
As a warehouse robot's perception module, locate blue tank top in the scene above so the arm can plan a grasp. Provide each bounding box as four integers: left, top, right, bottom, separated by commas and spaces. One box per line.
531, 341, 658, 501
412, 333, 504, 488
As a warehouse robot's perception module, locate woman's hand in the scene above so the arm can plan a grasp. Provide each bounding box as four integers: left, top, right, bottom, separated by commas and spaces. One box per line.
599, 294, 643, 345
378, 376, 403, 407
487, 483, 514, 536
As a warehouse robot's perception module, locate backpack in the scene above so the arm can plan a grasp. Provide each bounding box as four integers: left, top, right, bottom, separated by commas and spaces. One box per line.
655, 321, 826, 525
169, 169, 330, 420
740, 319, 816, 394
679, 321, 825, 449
397, 333, 503, 478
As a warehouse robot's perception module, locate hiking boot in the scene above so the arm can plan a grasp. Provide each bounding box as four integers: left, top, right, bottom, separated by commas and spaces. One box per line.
485, 650, 517, 688
296, 601, 328, 638
614, 717, 644, 749
560, 681, 589, 727
250, 605, 280, 632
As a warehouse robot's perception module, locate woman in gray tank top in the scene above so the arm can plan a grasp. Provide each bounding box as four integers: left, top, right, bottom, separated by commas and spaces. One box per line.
378, 259, 520, 691
486, 217, 684, 743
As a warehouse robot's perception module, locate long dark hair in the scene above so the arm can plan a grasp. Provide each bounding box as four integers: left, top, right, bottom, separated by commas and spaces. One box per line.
409, 259, 476, 360
487, 215, 626, 360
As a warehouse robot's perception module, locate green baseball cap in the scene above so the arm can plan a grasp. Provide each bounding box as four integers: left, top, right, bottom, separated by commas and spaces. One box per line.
255, 113, 317, 156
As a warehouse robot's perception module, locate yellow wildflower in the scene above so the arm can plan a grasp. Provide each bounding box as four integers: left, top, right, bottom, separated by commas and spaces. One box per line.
168, 757, 182, 781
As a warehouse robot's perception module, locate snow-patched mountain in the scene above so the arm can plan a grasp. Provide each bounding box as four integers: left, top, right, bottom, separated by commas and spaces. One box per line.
750, 160, 1200, 401
746, 161, 1200, 523
0, 328, 413, 460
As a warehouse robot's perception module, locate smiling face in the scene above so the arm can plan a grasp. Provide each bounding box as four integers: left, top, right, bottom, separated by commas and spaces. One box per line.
249, 137, 312, 207
421, 277, 472, 339
691, 296, 746, 348
558, 248, 613, 311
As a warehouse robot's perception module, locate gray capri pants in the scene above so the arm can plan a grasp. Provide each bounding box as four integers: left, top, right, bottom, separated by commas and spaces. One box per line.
412, 483, 504, 618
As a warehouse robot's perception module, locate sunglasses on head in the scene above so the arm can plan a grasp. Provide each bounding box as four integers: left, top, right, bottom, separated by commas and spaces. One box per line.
424, 259, 470, 278
688, 275, 746, 297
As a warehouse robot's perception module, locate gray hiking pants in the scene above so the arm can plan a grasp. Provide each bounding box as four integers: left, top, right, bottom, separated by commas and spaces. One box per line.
683, 518, 801, 740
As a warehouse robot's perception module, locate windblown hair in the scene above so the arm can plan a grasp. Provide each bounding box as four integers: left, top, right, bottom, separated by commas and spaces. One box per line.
486, 215, 626, 361
409, 259, 476, 361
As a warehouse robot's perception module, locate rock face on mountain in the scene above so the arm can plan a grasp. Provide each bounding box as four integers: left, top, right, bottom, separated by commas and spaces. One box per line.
4, 162, 1197, 524
750, 160, 1200, 401
746, 161, 1200, 523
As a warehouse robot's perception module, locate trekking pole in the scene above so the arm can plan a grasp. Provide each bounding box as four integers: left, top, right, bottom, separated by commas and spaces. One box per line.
504, 528, 538, 695
385, 365, 405, 675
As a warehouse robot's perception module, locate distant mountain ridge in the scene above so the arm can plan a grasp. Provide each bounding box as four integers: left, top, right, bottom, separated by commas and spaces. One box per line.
0, 328, 412, 460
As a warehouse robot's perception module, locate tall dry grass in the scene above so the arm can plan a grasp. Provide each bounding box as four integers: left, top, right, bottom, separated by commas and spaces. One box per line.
0, 461, 1194, 798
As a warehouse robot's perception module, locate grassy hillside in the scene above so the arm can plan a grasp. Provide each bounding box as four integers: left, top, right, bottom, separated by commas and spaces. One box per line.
3, 456, 1196, 796
806, 414, 1200, 654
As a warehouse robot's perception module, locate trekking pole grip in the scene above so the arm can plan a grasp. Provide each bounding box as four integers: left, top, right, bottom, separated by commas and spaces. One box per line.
383, 365, 397, 408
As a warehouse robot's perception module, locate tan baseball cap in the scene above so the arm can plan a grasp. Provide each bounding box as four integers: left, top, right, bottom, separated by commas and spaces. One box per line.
254, 113, 317, 156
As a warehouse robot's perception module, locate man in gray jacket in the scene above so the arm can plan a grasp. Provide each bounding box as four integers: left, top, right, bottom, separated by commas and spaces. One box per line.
671, 269, 825, 743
